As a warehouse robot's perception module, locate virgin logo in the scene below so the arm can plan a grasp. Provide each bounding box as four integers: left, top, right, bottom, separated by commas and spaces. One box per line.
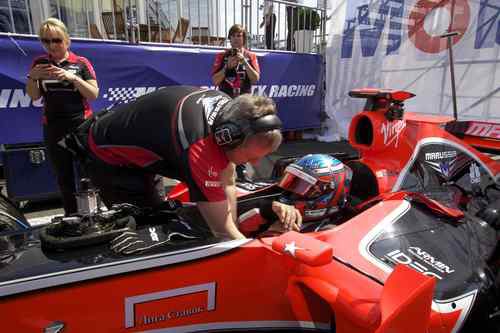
381, 120, 406, 148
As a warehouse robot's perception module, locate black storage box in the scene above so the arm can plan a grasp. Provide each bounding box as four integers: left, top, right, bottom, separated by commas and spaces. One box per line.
1, 143, 60, 202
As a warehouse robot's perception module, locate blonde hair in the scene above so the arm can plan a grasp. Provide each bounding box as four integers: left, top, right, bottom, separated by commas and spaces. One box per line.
39, 18, 70, 43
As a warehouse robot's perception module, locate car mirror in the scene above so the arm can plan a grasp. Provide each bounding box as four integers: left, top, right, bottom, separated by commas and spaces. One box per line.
272, 231, 333, 266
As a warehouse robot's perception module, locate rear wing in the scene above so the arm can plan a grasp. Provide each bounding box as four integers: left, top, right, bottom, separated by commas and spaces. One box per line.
445, 121, 500, 155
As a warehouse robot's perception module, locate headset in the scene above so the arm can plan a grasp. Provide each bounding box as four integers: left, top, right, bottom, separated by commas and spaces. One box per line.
213, 113, 282, 149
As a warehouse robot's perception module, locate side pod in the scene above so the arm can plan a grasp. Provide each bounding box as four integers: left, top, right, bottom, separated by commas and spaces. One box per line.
286, 264, 436, 333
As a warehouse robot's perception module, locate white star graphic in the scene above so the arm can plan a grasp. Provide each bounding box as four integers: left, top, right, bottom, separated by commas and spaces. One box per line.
284, 241, 305, 257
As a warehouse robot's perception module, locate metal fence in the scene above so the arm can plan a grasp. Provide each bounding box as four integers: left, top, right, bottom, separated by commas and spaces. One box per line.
0, 0, 327, 53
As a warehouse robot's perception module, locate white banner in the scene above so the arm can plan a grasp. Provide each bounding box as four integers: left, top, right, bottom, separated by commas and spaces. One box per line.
324, 0, 500, 140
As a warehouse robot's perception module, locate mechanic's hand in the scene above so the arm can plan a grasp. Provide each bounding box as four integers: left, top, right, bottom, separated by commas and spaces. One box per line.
29, 64, 52, 80
271, 201, 302, 232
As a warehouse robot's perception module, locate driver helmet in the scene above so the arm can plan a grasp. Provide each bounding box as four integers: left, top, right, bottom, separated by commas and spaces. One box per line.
278, 154, 352, 221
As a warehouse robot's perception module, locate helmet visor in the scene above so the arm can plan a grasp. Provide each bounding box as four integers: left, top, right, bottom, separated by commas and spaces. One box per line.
278, 165, 318, 197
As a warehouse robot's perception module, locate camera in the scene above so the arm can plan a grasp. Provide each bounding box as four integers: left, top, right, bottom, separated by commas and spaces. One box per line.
38, 58, 53, 65
229, 48, 239, 56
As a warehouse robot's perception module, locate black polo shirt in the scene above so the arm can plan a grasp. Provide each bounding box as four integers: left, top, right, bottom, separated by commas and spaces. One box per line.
31, 51, 96, 125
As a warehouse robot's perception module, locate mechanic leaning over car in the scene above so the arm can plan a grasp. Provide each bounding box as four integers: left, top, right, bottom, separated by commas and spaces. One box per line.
65, 86, 301, 240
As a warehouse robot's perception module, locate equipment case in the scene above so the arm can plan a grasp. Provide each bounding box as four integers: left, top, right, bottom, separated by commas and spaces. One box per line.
1, 143, 60, 202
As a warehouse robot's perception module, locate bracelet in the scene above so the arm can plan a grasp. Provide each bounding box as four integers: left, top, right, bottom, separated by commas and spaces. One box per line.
26, 74, 37, 81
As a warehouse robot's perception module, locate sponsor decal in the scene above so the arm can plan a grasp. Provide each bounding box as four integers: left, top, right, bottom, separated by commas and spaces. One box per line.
205, 180, 222, 188
385, 248, 454, 280
125, 282, 216, 328
425, 151, 458, 161
465, 122, 500, 139
381, 119, 406, 147
425, 155, 457, 178
469, 162, 481, 184
407, 247, 455, 274
196, 94, 230, 126
207, 166, 218, 178
142, 306, 206, 325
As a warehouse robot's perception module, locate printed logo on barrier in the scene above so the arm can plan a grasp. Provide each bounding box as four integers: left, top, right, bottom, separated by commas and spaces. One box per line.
101, 84, 317, 105
341, 0, 498, 58
0, 88, 43, 108
102, 86, 159, 103
250, 84, 316, 98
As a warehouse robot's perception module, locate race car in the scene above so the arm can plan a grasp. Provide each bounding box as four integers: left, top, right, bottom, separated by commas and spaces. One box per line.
0, 88, 498, 333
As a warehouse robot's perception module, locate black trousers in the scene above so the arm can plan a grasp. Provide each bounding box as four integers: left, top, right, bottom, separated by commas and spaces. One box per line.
44, 119, 83, 215
265, 14, 276, 50
83, 157, 164, 209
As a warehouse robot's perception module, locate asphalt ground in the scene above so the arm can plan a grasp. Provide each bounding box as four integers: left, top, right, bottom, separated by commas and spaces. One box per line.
4, 139, 357, 227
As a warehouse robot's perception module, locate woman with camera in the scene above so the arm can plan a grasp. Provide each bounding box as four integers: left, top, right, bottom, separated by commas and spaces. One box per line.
211, 24, 260, 98
26, 18, 99, 216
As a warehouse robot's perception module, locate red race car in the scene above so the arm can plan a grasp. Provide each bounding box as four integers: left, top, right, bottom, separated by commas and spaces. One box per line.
0, 88, 498, 333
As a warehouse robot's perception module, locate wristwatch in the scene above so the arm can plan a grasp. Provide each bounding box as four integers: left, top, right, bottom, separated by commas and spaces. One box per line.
26, 74, 37, 81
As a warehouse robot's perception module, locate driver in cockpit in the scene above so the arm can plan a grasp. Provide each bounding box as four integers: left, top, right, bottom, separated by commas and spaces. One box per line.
237, 154, 353, 237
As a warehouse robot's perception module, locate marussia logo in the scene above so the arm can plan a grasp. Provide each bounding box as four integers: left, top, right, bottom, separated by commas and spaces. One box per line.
381, 119, 406, 148
425, 151, 458, 178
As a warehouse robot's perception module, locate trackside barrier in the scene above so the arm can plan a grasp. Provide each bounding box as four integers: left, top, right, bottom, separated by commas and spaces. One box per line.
0, 34, 323, 150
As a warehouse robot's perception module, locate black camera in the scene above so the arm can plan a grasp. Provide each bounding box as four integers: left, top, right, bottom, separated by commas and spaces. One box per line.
229, 48, 239, 56
37, 58, 53, 65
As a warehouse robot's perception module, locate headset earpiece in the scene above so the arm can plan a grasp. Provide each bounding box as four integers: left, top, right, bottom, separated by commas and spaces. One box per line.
214, 121, 245, 148
251, 114, 282, 133
214, 114, 282, 149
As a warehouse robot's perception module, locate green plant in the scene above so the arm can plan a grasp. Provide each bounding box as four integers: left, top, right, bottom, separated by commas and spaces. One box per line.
297, 8, 321, 30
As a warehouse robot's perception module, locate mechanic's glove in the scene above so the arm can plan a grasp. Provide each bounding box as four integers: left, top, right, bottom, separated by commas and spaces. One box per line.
110, 224, 198, 255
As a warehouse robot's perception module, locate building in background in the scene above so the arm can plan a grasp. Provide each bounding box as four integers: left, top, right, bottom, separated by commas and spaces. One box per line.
0, 0, 326, 52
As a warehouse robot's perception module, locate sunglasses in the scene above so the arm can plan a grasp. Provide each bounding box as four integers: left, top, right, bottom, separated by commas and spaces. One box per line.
41, 38, 63, 45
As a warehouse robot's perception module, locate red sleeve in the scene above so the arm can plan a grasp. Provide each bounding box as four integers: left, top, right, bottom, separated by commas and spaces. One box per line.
248, 52, 260, 74
188, 136, 229, 202
211, 52, 225, 75
78, 56, 97, 80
